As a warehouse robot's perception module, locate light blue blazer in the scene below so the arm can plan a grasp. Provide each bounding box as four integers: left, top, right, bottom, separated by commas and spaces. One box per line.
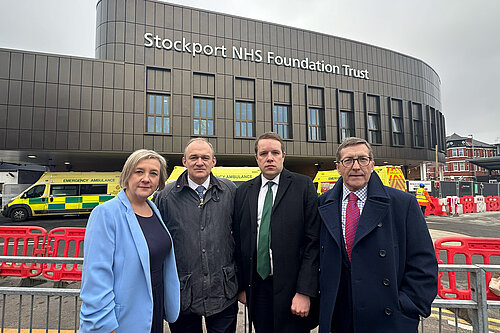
79, 190, 180, 332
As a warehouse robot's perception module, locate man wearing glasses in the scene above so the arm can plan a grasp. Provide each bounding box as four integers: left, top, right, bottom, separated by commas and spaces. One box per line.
317, 137, 437, 333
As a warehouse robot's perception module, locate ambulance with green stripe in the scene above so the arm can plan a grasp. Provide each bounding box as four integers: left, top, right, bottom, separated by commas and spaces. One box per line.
2, 172, 121, 222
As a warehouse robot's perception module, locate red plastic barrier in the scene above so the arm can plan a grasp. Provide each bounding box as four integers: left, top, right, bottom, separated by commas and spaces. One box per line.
42, 227, 86, 281
460, 196, 476, 214
485, 196, 500, 212
424, 197, 447, 216
0, 226, 46, 278
434, 237, 500, 301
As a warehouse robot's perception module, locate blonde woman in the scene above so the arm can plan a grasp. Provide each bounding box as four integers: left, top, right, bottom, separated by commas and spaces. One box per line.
80, 149, 180, 333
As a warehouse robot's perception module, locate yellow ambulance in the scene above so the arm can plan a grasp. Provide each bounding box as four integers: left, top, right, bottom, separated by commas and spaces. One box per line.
167, 166, 261, 186
2, 172, 121, 222
313, 166, 407, 195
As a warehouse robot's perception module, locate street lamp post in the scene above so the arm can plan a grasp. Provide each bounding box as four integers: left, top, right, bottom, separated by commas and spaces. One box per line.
469, 134, 476, 180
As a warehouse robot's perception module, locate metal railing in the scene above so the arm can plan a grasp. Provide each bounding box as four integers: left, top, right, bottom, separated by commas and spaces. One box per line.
0, 256, 82, 333
1, 257, 500, 333
420, 264, 500, 333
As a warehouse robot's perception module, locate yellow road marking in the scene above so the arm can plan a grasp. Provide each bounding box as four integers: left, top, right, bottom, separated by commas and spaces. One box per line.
429, 311, 500, 331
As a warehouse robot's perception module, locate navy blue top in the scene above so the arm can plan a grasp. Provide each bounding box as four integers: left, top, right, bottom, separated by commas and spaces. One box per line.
136, 213, 172, 333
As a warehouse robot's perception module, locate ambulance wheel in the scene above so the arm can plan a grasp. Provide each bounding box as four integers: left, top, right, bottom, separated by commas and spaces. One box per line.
10, 207, 28, 222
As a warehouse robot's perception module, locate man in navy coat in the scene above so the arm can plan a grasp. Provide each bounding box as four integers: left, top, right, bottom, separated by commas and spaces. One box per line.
318, 137, 437, 333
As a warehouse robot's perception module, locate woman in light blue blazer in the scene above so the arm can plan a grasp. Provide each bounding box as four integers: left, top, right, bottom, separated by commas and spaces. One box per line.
79, 149, 180, 333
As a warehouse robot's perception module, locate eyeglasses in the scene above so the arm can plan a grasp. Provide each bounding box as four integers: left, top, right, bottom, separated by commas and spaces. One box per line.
339, 156, 371, 168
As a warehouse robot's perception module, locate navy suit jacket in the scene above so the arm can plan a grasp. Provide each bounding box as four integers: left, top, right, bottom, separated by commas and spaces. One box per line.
318, 172, 437, 333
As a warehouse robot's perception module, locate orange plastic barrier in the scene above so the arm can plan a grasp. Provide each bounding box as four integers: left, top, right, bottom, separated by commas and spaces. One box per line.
485, 196, 500, 212
0, 226, 47, 278
434, 237, 500, 301
42, 227, 86, 281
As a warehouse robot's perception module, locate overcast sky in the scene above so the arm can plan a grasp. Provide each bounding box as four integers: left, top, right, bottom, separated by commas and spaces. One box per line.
1, 0, 499, 145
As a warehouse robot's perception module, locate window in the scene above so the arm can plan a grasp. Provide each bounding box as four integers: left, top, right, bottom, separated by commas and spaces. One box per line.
235, 101, 254, 137
452, 149, 457, 157
81, 184, 108, 195
273, 82, 292, 139
428, 107, 437, 148
339, 91, 355, 141
234, 78, 256, 138
453, 162, 459, 171
308, 108, 325, 140
390, 98, 404, 146
411, 103, 424, 147
366, 95, 381, 144
459, 162, 465, 171
340, 111, 354, 140
459, 148, 464, 156
25, 185, 45, 198
307, 87, 325, 141
273, 105, 291, 139
194, 98, 214, 135
146, 94, 170, 134
50, 185, 79, 196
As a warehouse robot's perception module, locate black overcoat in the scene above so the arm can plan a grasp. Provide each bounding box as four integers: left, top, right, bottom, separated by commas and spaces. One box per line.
233, 168, 320, 333
318, 172, 438, 333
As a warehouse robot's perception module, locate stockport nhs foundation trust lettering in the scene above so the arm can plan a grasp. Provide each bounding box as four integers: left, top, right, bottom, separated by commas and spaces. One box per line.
144, 33, 370, 79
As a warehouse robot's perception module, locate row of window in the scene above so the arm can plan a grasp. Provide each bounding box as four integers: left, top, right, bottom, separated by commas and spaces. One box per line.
449, 148, 495, 158
445, 162, 487, 172
145, 92, 443, 148
24, 184, 108, 198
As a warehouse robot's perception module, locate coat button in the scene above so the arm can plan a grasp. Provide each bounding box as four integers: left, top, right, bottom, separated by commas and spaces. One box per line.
385, 307, 392, 316
383, 278, 390, 286
377, 221, 383, 227
379, 249, 386, 257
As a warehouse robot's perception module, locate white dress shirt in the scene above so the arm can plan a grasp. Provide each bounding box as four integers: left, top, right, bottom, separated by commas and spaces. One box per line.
257, 173, 280, 275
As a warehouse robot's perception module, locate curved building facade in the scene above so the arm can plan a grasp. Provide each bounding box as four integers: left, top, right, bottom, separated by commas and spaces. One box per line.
0, 0, 445, 175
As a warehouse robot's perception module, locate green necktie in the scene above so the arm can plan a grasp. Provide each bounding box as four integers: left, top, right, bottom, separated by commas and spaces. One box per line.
257, 181, 274, 279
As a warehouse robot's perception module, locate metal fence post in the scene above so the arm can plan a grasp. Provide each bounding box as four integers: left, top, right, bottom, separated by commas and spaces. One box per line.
469, 266, 489, 332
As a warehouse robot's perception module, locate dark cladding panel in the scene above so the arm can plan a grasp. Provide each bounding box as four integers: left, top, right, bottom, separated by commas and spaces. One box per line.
82, 61, 93, 86
56, 108, 69, 131
0, 51, 10, 79
92, 87, 103, 111
33, 83, 46, 107
173, 6, 182, 30
21, 81, 34, 106
46, 57, 59, 83
145, 0, 155, 25
70, 59, 82, 85
68, 109, 80, 131
59, 58, 70, 84
57, 84, 70, 108
125, 0, 135, 22
93, 62, 104, 87
155, 2, 164, 27
8, 81, 21, 106
9, 53, 23, 80
104, 63, 114, 88
22, 54, 35, 81
103, 88, 114, 111
0, 80, 7, 104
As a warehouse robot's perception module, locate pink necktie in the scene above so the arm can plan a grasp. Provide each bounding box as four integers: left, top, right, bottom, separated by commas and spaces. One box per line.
345, 192, 360, 260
